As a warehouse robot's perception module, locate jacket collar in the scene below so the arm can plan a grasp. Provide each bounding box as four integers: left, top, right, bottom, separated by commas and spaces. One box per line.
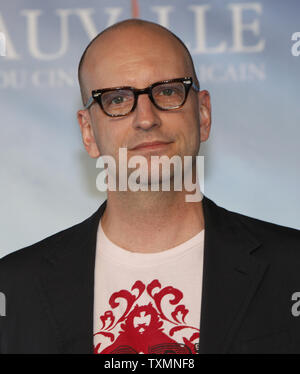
38, 196, 268, 353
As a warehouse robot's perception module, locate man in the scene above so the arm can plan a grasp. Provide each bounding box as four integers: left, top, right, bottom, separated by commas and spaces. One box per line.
0, 19, 299, 354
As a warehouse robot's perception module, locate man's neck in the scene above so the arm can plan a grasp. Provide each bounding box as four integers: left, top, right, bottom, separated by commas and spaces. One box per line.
100, 184, 205, 254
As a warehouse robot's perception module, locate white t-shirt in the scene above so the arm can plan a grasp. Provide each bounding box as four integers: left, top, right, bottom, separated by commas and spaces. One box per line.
93, 220, 204, 354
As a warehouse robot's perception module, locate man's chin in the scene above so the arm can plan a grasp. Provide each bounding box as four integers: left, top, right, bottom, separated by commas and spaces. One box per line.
126, 169, 179, 192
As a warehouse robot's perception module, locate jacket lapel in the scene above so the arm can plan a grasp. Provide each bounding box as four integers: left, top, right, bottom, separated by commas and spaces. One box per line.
199, 197, 269, 353
38, 201, 107, 354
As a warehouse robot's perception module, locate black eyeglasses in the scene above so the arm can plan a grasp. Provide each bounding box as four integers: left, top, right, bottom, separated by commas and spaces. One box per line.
83, 77, 199, 117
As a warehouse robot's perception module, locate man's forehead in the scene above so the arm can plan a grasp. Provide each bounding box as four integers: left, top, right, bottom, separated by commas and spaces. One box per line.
81, 25, 189, 81
86, 23, 185, 58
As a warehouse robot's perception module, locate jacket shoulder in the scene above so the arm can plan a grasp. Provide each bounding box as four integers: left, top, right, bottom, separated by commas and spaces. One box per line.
0, 205, 103, 274
204, 196, 299, 238
222, 204, 300, 261
228, 208, 299, 241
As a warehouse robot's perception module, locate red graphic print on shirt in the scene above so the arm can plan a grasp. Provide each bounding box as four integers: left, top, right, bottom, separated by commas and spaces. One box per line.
94, 279, 200, 354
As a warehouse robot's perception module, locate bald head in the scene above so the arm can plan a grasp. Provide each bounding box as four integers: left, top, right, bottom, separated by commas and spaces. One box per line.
78, 19, 199, 105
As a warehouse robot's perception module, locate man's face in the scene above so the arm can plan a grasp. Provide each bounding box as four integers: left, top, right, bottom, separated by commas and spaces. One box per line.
78, 26, 210, 185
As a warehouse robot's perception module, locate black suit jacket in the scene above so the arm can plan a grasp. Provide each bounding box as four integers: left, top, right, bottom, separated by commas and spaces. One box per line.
0, 196, 300, 354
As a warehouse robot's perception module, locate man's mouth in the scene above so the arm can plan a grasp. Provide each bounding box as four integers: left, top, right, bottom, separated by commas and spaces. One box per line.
130, 141, 173, 151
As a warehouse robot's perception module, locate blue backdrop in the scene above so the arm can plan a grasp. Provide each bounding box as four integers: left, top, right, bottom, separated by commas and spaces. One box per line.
0, 0, 299, 257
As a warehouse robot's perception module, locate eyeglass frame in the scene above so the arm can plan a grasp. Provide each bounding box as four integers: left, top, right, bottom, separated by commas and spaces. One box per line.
82, 77, 200, 117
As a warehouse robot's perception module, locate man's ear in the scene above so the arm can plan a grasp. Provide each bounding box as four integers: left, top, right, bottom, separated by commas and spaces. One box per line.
198, 90, 211, 142
77, 109, 100, 158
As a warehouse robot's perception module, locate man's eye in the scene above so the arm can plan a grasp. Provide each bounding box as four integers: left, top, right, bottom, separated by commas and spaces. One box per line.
111, 96, 124, 104
160, 88, 174, 96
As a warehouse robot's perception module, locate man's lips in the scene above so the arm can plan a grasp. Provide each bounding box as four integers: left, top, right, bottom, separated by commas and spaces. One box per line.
130, 141, 173, 151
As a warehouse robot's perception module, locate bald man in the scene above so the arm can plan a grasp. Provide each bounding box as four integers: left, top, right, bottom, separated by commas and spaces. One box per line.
0, 19, 299, 355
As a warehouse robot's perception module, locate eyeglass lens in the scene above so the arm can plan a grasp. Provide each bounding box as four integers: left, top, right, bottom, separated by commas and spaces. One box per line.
101, 81, 186, 116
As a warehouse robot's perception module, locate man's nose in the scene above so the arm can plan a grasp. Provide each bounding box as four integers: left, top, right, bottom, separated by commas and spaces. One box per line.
131, 93, 161, 131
